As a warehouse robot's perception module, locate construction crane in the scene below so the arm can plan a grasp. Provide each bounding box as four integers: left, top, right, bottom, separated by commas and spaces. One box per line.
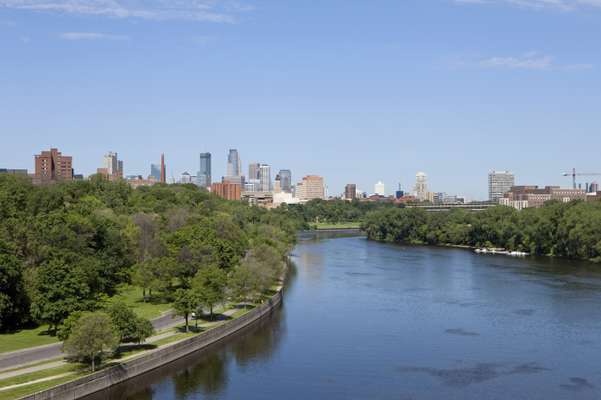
562, 168, 601, 189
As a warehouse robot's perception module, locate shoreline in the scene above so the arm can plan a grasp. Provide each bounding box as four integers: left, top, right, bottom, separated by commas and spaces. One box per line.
19, 279, 287, 400
367, 237, 601, 264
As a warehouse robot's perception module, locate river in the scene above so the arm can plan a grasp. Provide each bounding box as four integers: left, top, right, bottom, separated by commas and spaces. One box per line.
87, 232, 601, 399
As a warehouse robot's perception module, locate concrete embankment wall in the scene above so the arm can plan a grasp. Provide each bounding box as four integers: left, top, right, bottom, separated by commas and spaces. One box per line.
21, 290, 283, 400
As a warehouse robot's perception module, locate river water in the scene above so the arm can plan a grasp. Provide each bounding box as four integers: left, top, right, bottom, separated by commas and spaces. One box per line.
89, 233, 601, 399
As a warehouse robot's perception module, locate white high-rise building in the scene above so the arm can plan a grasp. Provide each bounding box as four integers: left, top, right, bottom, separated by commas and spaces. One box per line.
414, 172, 428, 201
488, 170, 515, 202
259, 164, 272, 192
374, 181, 385, 196
180, 172, 192, 184
100, 152, 123, 181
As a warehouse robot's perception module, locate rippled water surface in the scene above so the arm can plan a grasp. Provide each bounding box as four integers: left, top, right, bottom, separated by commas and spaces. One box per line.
89, 233, 601, 399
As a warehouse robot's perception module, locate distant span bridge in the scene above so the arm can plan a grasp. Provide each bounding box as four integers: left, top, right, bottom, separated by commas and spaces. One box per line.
405, 202, 497, 212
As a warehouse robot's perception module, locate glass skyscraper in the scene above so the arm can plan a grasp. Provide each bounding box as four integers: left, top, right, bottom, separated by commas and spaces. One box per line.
150, 164, 161, 181
278, 169, 292, 193
226, 149, 241, 177
197, 152, 211, 188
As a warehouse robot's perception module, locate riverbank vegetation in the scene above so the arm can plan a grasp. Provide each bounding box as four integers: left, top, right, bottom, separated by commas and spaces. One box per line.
284, 199, 393, 229
363, 201, 601, 262
0, 174, 297, 340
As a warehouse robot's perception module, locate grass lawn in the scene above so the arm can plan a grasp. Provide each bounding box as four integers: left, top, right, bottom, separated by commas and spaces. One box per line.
107, 285, 172, 320
0, 325, 58, 354
0, 285, 170, 355
0, 359, 63, 375
0, 374, 81, 400
0, 364, 77, 389
152, 332, 197, 347
310, 221, 361, 230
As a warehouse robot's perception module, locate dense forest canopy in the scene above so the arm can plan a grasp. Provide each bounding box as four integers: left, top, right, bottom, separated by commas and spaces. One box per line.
283, 199, 395, 226
362, 201, 601, 262
0, 175, 300, 332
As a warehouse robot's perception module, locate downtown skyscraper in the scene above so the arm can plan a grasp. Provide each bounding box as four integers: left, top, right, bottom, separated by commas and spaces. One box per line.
197, 152, 211, 188
259, 164, 272, 192
226, 149, 241, 178
278, 169, 292, 193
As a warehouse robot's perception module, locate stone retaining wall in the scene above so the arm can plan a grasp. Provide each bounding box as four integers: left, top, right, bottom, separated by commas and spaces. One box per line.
21, 290, 283, 400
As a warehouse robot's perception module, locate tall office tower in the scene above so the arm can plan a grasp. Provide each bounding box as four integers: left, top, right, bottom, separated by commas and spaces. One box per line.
374, 181, 385, 196
278, 169, 292, 193
34, 148, 73, 184
414, 172, 428, 201
248, 162, 261, 180
345, 184, 357, 200
227, 149, 241, 178
98, 152, 123, 181
296, 175, 325, 200
150, 164, 161, 181
274, 174, 282, 193
259, 164, 272, 192
197, 152, 212, 188
488, 170, 515, 202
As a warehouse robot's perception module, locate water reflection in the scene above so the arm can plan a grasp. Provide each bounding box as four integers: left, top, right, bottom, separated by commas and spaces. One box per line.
88, 235, 601, 400
84, 303, 286, 400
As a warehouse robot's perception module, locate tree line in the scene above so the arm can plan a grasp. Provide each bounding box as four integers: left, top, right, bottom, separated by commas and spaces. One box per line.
362, 200, 601, 262
283, 199, 394, 227
0, 174, 299, 333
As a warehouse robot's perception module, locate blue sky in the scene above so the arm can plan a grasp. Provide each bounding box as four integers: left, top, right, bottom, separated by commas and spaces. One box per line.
1, 0, 600, 199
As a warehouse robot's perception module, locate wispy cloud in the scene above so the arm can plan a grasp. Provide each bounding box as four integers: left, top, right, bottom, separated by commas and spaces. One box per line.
455, 51, 593, 71
59, 32, 130, 41
453, 0, 601, 11
0, 1, 252, 23
480, 52, 554, 69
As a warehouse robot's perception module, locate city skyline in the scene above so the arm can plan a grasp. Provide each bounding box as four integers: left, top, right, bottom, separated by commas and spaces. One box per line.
2, 1, 601, 197
6, 144, 601, 200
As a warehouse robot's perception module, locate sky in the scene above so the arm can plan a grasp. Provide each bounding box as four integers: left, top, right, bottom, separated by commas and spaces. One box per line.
1, 0, 600, 199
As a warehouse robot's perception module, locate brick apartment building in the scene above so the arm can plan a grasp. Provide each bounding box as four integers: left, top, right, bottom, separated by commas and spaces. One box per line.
33, 148, 73, 184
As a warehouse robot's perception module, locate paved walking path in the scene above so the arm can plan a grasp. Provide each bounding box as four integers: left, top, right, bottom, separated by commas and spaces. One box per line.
0, 372, 75, 393
0, 361, 65, 381
0, 311, 184, 372
0, 304, 248, 383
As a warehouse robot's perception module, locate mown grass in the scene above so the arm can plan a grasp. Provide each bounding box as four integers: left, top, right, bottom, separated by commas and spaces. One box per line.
0, 325, 58, 354
0, 285, 171, 355
152, 332, 197, 347
0, 358, 63, 375
0, 364, 78, 389
106, 284, 172, 320
0, 374, 81, 400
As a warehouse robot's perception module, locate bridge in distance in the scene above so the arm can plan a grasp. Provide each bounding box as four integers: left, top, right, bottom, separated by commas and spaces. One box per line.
405, 202, 497, 212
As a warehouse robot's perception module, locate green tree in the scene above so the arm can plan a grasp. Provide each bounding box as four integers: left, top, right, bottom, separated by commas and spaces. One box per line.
107, 302, 154, 343
173, 289, 198, 332
63, 312, 119, 372
0, 241, 29, 330
229, 264, 259, 308
30, 258, 93, 333
193, 266, 227, 320
57, 311, 84, 341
